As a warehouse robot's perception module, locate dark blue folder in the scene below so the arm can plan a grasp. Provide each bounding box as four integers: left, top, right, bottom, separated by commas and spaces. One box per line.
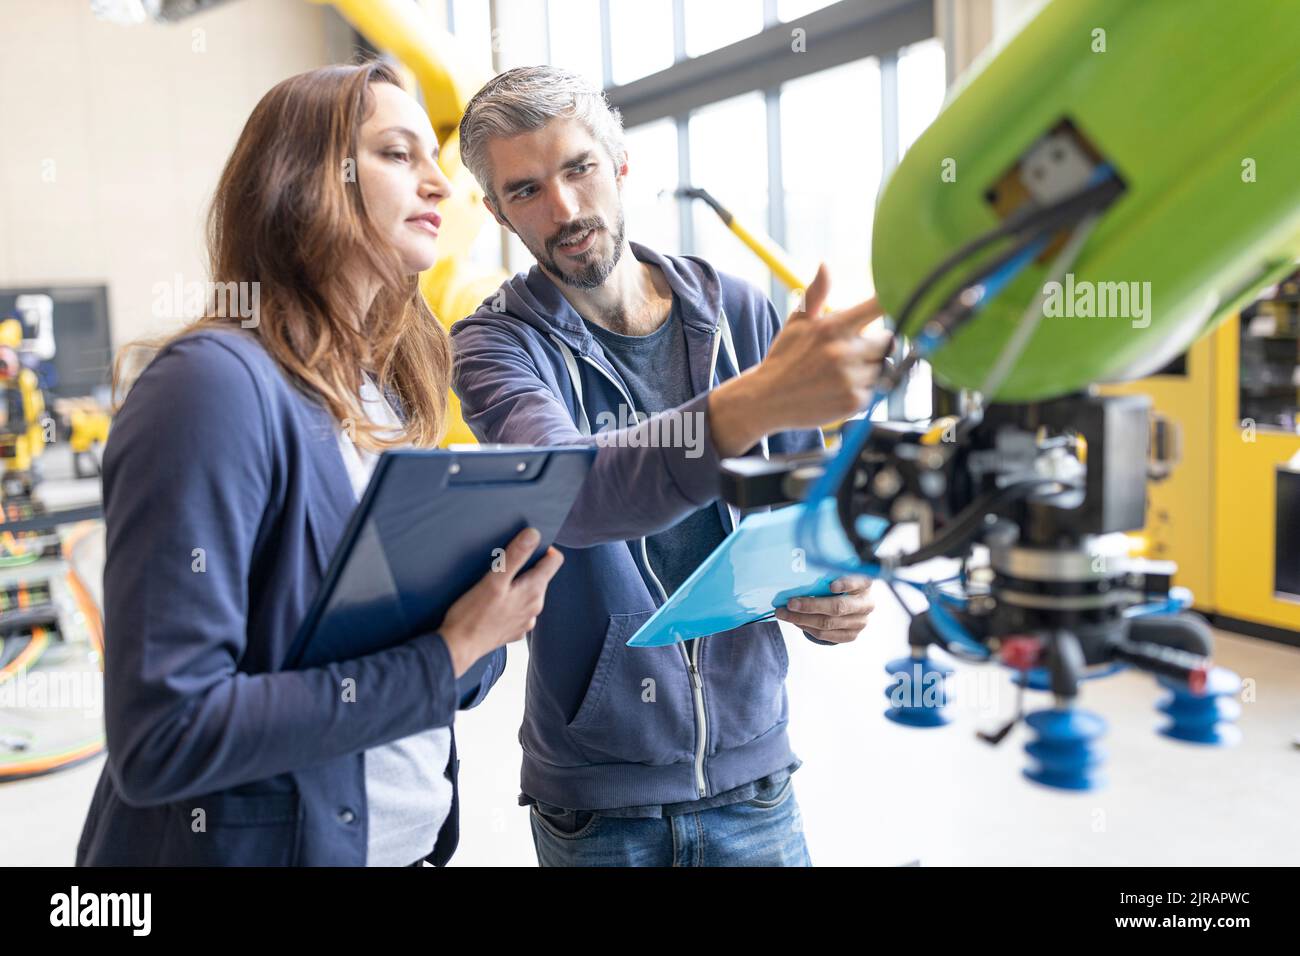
285, 446, 595, 670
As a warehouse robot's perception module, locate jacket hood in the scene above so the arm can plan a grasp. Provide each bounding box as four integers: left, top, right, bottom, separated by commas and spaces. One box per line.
454, 241, 726, 355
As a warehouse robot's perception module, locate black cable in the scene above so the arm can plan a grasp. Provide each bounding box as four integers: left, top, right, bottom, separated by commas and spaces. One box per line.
847, 173, 1124, 572
883, 577, 916, 621
897, 475, 1074, 567
878, 191, 1112, 566
889, 174, 1125, 339
866, 172, 1128, 419
878, 226, 1053, 393
898, 478, 1050, 566
847, 253, 1060, 561
876, 209, 1081, 400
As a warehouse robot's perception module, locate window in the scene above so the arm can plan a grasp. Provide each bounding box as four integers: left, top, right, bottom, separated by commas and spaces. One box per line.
897, 37, 946, 156
684, 0, 765, 58
547, 0, 604, 85
622, 119, 680, 257
687, 93, 771, 293
441, 0, 947, 342
447, 0, 494, 74
781, 57, 883, 306
609, 0, 675, 85
894, 38, 946, 417
777, 0, 839, 20
1238, 270, 1300, 433
492, 0, 548, 68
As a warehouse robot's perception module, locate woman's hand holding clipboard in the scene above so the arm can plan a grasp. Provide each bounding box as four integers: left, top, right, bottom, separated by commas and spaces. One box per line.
439, 527, 563, 677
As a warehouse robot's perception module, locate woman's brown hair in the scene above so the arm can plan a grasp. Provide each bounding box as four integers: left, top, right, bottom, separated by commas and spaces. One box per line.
117, 61, 451, 450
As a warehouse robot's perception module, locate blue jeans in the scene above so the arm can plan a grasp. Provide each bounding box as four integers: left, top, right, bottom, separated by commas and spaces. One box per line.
528, 775, 812, 867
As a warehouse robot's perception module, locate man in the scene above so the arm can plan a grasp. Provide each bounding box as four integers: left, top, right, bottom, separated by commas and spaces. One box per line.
452, 66, 892, 866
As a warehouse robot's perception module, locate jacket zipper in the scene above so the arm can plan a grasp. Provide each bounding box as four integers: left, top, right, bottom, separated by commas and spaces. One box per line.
575, 324, 724, 799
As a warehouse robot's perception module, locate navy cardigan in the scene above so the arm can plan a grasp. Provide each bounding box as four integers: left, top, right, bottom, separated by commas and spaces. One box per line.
76, 328, 504, 866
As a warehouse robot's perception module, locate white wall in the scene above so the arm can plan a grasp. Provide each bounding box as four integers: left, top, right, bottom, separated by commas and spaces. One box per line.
0, 0, 339, 347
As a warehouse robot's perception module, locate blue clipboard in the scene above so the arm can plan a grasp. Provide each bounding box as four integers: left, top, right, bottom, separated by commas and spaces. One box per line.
285, 446, 595, 669
626, 497, 867, 647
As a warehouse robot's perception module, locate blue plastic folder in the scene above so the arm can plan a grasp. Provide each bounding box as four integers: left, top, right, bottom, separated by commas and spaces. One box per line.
627, 497, 865, 648
286, 446, 595, 669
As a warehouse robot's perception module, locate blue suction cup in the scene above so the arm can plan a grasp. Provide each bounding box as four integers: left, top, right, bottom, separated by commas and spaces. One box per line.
1157, 666, 1243, 745
884, 654, 954, 727
1022, 707, 1107, 791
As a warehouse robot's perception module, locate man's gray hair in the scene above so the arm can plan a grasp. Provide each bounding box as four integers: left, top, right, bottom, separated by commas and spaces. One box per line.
459, 66, 626, 207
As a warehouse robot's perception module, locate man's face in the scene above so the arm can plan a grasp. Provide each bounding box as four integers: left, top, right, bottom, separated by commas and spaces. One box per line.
483, 117, 626, 289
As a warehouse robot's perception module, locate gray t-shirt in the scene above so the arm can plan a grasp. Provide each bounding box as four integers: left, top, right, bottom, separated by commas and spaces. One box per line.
336, 376, 453, 866
583, 303, 728, 600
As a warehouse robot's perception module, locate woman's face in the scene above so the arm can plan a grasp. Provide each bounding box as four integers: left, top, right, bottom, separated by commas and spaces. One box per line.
357, 82, 453, 275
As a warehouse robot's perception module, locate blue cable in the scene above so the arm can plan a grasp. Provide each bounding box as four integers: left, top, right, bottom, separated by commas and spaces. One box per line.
884, 576, 990, 660
797, 165, 1119, 587
923, 584, 991, 659
793, 245, 1043, 573
794, 390, 890, 574
1123, 586, 1193, 619
966, 234, 1050, 304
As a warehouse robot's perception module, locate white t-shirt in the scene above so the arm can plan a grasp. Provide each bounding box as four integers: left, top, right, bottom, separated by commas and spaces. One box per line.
337, 375, 453, 867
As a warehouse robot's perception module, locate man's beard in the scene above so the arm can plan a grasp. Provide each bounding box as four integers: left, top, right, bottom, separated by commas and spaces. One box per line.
532, 210, 627, 290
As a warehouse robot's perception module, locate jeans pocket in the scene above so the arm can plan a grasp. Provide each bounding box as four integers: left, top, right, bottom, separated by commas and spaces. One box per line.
566, 611, 696, 765
743, 774, 794, 810
531, 804, 601, 841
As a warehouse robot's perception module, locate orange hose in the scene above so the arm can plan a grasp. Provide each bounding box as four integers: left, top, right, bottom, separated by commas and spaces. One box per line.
0, 524, 109, 780
62, 522, 104, 657
0, 628, 49, 685
0, 739, 104, 780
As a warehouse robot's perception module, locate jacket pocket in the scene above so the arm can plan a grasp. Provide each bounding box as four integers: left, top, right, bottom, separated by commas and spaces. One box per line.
566, 611, 696, 766
703, 620, 790, 753
159, 784, 302, 866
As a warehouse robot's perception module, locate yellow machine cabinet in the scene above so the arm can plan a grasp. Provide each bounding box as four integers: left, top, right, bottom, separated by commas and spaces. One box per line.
1102, 336, 1216, 612
1104, 280, 1300, 646
1212, 309, 1300, 639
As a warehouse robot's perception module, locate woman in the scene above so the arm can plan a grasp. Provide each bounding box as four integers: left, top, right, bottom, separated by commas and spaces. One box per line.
75, 62, 561, 867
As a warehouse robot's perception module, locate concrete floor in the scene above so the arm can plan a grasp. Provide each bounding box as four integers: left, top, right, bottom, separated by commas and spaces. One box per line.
3, 582, 1297, 866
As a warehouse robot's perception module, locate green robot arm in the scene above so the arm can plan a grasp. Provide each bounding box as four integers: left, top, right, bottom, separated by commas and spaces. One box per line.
873, 0, 1300, 402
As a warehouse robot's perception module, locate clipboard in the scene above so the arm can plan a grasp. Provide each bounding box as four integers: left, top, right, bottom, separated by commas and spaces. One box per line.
285, 446, 595, 669
626, 496, 869, 647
